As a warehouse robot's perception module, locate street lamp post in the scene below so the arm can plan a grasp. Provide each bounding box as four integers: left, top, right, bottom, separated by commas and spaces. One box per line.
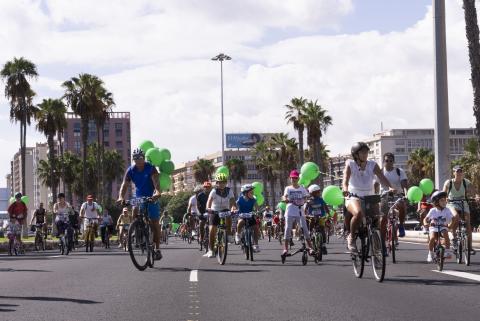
211, 53, 231, 165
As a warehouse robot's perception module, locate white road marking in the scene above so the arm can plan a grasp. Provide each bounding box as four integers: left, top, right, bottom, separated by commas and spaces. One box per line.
189, 270, 198, 282
433, 270, 480, 282
400, 240, 480, 251
48, 255, 63, 258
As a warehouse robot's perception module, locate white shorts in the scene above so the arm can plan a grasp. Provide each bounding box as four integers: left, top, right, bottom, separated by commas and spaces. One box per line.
284, 215, 310, 241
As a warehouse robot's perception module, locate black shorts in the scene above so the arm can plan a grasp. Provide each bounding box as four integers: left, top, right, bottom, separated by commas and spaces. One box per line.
209, 210, 230, 226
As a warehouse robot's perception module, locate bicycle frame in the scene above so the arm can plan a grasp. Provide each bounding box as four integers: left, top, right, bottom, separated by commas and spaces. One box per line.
449, 199, 471, 266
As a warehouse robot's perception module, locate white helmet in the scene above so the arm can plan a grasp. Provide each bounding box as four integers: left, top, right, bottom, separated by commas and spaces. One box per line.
308, 184, 321, 194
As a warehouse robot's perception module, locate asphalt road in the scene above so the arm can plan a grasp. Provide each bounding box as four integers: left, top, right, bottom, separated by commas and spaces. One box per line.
1, 235, 479, 321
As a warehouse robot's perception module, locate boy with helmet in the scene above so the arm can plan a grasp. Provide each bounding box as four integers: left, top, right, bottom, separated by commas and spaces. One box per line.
423, 191, 453, 262
342, 142, 395, 252
7, 192, 28, 247
235, 184, 260, 252
205, 173, 237, 258
282, 169, 315, 256
305, 184, 329, 254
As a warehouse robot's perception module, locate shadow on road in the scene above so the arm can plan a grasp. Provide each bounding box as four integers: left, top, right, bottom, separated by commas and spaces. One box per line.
0, 304, 18, 312
386, 277, 479, 286
0, 268, 51, 272
0, 295, 102, 305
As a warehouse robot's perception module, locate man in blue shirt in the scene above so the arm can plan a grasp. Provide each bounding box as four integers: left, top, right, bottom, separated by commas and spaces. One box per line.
118, 148, 162, 260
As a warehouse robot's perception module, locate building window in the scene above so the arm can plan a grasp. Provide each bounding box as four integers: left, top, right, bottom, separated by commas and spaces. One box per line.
115, 129, 122, 137
115, 123, 123, 130
104, 141, 110, 147
116, 141, 123, 148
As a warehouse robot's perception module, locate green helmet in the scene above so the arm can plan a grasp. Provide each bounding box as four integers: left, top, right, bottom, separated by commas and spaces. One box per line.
215, 173, 228, 182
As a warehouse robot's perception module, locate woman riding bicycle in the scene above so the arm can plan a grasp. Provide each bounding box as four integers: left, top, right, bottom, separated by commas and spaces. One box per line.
53, 193, 72, 237
342, 142, 394, 252
235, 184, 260, 252
116, 207, 132, 248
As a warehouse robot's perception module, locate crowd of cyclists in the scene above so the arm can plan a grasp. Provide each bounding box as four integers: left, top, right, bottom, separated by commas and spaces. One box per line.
4, 144, 480, 271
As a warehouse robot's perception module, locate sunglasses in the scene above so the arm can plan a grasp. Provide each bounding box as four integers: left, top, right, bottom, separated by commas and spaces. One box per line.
384, 159, 393, 163
133, 156, 144, 161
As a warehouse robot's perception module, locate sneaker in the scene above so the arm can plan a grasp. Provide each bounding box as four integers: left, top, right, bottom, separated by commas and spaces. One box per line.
347, 234, 357, 253
154, 250, 163, 261
207, 250, 215, 258
118, 244, 122, 248
470, 249, 476, 255
202, 251, 210, 257
253, 245, 260, 253
427, 251, 433, 263
321, 246, 328, 255
235, 233, 241, 244
398, 225, 405, 238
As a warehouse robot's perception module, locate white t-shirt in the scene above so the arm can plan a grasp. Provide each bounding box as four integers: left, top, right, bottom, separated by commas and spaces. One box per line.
209, 188, 234, 211
347, 159, 376, 197
54, 202, 71, 223
81, 202, 100, 219
377, 167, 407, 193
188, 195, 199, 214
284, 186, 309, 217
425, 207, 453, 232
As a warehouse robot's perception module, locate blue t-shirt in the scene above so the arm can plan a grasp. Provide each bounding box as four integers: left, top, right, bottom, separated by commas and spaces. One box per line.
306, 197, 327, 217
237, 196, 256, 214
127, 162, 155, 197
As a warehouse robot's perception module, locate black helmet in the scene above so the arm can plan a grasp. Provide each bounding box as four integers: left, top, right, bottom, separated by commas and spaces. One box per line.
14, 192, 22, 199
351, 142, 369, 159
431, 191, 447, 203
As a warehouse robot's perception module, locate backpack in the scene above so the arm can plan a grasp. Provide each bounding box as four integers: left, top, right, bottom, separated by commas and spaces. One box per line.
448, 179, 467, 195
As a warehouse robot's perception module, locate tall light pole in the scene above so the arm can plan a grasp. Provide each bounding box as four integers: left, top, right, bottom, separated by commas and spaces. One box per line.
211, 53, 231, 165
433, 0, 450, 189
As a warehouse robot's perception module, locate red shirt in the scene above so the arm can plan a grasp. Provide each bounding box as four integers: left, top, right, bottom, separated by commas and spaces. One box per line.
420, 196, 433, 211
7, 201, 28, 223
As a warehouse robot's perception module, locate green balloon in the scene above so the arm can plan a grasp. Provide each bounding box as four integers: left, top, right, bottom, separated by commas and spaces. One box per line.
159, 173, 172, 191
9, 197, 15, 204
322, 185, 344, 206
97, 205, 103, 214
407, 186, 423, 203
21, 195, 29, 205
146, 148, 164, 166
216, 165, 230, 177
158, 148, 171, 161
301, 162, 320, 180
252, 182, 264, 194
139, 140, 155, 153
255, 194, 265, 206
298, 174, 311, 187
419, 178, 434, 196
277, 201, 287, 212
160, 160, 175, 175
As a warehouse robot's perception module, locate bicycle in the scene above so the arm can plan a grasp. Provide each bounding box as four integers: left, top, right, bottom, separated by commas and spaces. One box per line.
264, 217, 273, 242
449, 199, 472, 266
239, 212, 255, 261
161, 224, 170, 245
348, 193, 387, 282
83, 217, 98, 252
126, 197, 156, 271
118, 223, 130, 251
213, 210, 230, 265
382, 194, 405, 263
33, 223, 46, 251
199, 214, 209, 253
281, 227, 309, 266
6, 223, 24, 256
428, 217, 448, 271
307, 216, 324, 264
59, 222, 75, 255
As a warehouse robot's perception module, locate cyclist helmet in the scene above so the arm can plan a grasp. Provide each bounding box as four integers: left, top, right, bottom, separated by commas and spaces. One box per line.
241, 184, 254, 194
203, 181, 212, 188
215, 173, 228, 182
351, 142, 369, 159
194, 185, 203, 193
14, 192, 22, 199
431, 191, 447, 204
453, 165, 463, 172
132, 148, 145, 160
308, 184, 321, 194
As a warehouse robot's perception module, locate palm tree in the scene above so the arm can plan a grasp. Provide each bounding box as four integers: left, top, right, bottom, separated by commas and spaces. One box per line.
452, 138, 480, 190
285, 97, 307, 165
406, 148, 435, 186
303, 100, 332, 188
463, 0, 480, 147
37, 159, 61, 197
60, 152, 82, 205
269, 133, 298, 192
1, 57, 38, 195
226, 158, 247, 197
62, 73, 112, 200
103, 149, 125, 199
252, 141, 277, 206
35, 98, 67, 204
193, 159, 215, 183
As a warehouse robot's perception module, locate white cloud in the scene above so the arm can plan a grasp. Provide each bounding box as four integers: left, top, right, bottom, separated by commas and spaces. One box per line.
0, 0, 477, 184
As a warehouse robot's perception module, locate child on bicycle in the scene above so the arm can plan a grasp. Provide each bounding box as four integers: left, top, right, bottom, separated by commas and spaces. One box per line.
304, 184, 329, 255
235, 184, 260, 252
423, 191, 453, 262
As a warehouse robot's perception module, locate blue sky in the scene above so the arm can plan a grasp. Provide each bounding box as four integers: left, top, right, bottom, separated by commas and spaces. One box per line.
0, 0, 476, 188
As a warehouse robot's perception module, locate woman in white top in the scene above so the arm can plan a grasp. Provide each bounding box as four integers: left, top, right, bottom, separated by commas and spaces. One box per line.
53, 193, 72, 237
342, 142, 394, 252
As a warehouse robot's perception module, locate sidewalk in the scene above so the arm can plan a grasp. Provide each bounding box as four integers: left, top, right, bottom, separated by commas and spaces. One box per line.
404, 231, 480, 247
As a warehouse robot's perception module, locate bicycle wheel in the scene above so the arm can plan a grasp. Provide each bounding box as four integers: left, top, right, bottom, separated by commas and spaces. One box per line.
247, 229, 254, 262
268, 227, 271, 242
437, 246, 444, 271
370, 229, 386, 282
35, 234, 41, 251
352, 234, 366, 278
390, 224, 396, 264
60, 238, 65, 255
216, 229, 228, 265
457, 237, 463, 264
128, 221, 149, 271
302, 250, 308, 265
147, 226, 154, 268
463, 237, 471, 266
314, 232, 323, 264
